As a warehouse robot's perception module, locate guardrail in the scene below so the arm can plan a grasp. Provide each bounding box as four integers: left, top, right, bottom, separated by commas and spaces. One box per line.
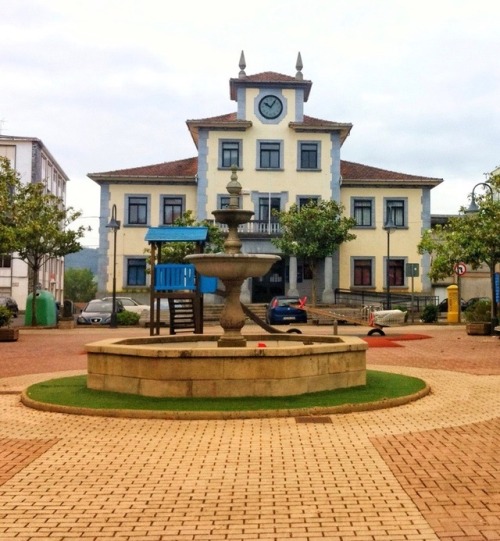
334, 288, 438, 311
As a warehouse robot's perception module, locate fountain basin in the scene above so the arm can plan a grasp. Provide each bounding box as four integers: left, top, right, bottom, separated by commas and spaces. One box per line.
86, 334, 367, 398
185, 253, 279, 280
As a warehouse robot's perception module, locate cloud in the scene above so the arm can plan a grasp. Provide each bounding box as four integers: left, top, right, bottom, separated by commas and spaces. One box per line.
2, 0, 500, 241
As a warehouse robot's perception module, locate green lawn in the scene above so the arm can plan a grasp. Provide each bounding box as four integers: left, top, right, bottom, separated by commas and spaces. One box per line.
25, 370, 426, 413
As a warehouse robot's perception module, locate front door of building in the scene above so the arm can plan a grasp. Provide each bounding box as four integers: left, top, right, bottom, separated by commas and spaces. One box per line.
251, 259, 285, 303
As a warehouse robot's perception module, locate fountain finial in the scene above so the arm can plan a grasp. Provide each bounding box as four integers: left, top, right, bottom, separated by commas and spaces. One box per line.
226, 165, 242, 209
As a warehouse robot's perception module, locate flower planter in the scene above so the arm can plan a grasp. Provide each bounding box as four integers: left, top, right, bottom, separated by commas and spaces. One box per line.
58, 317, 75, 329
466, 322, 491, 336
0, 328, 19, 342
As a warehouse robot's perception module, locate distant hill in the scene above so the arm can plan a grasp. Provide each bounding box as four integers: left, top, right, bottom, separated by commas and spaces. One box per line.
65, 247, 98, 275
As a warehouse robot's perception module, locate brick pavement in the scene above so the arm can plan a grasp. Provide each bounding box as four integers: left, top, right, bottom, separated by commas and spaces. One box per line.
0, 323, 498, 540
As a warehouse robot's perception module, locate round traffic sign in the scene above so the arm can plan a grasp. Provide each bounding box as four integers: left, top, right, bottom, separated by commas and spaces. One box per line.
454, 262, 467, 276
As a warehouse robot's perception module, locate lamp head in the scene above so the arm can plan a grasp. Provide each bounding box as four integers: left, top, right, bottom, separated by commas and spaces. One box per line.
384, 214, 396, 231
465, 196, 479, 214
106, 204, 121, 230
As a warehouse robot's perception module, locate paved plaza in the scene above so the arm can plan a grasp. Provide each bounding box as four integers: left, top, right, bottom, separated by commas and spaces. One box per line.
0, 323, 498, 540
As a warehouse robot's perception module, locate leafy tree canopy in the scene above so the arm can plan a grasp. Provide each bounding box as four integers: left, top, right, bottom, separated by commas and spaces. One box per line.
418, 173, 500, 280
156, 210, 225, 263
1, 157, 87, 325
418, 172, 500, 324
272, 200, 356, 304
64, 268, 97, 303
0, 156, 21, 253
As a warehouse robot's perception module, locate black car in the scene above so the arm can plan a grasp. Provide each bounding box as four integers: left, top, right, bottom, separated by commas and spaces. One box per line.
265, 296, 308, 325
438, 297, 489, 313
437, 298, 467, 313
0, 296, 19, 317
77, 299, 125, 325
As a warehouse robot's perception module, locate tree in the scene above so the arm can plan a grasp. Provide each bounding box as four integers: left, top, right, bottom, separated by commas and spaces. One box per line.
418, 172, 500, 327
1, 158, 87, 326
64, 268, 97, 303
156, 210, 225, 263
0, 157, 20, 254
272, 200, 357, 305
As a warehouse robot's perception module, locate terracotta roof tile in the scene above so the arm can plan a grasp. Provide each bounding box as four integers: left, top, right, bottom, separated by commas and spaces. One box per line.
240, 71, 301, 83
301, 115, 350, 127
186, 112, 237, 123
88, 157, 197, 179
341, 160, 442, 183
229, 71, 312, 100
88, 157, 441, 186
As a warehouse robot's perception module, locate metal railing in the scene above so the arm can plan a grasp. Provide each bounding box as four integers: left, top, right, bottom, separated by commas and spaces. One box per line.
334, 288, 438, 311
208, 220, 282, 235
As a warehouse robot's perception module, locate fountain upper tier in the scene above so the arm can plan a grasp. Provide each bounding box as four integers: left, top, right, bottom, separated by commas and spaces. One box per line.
185, 253, 279, 281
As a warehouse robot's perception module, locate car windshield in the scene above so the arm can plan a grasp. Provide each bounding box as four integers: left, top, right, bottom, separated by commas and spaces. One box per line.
277, 298, 299, 307
85, 301, 113, 313
103, 297, 138, 306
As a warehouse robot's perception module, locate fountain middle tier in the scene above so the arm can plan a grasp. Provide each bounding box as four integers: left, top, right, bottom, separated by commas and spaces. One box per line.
186, 253, 280, 347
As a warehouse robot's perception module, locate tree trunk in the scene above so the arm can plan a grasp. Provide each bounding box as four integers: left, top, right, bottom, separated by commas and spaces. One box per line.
310, 261, 318, 306
30, 265, 40, 327
490, 264, 498, 328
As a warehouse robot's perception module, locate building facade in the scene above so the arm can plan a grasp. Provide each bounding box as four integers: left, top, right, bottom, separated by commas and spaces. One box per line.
0, 136, 68, 308
89, 53, 443, 304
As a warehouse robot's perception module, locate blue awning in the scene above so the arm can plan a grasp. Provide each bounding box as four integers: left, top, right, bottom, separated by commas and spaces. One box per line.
144, 226, 208, 243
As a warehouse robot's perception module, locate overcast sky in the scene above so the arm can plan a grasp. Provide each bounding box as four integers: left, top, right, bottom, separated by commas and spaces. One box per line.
2, 0, 499, 247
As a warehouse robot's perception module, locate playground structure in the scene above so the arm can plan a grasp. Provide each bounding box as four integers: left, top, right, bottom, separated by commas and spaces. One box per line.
145, 226, 218, 336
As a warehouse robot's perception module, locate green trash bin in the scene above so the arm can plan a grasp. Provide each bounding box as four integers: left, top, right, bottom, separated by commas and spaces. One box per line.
25, 290, 57, 326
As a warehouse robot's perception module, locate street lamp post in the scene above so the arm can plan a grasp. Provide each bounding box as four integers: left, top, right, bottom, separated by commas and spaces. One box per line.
106, 204, 121, 328
465, 182, 494, 214
464, 181, 498, 332
384, 210, 396, 310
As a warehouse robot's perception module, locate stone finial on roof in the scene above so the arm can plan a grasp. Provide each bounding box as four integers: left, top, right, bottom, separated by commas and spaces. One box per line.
295, 52, 303, 80
239, 50, 246, 78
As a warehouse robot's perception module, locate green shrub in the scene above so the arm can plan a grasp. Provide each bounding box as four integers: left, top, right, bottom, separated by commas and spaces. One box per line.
464, 299, 491, 322
0, 305, 13, 327
117, 310, 140, 326
421, 304, 438, 323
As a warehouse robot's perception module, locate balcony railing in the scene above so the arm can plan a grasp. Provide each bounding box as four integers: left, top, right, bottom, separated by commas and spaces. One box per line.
209, 220, 282, 235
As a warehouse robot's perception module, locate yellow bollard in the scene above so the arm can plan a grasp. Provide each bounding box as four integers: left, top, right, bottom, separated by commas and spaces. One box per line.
447, 284, 459, 323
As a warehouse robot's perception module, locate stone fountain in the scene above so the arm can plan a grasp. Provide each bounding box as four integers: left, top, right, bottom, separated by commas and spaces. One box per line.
185, 167, 279, 347
86, 169, 367, 400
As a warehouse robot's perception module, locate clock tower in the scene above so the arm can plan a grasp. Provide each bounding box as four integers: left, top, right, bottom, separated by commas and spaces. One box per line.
229, 51, 312, 124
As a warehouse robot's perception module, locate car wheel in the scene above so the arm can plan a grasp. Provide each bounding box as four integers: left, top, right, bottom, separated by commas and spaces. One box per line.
286, 328, 302, 334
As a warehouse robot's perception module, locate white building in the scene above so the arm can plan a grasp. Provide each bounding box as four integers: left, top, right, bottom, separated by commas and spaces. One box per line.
0, 135, 68, 309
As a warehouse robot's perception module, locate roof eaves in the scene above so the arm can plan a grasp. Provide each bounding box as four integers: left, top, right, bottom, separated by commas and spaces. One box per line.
88, 174, 197, 185
342, 178, 443, 188
229, 72, 313, 101
289, 120, 353, 145
186, 118, 252, 147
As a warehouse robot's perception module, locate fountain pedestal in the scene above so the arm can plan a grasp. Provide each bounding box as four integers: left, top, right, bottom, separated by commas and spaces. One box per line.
218, 278, 246, 347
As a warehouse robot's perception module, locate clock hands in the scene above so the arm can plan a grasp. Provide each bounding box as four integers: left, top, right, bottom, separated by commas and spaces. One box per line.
259, 95, 282, 118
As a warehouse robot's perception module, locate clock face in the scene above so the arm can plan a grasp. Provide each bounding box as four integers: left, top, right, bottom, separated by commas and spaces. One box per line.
259, 95, 283, 119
